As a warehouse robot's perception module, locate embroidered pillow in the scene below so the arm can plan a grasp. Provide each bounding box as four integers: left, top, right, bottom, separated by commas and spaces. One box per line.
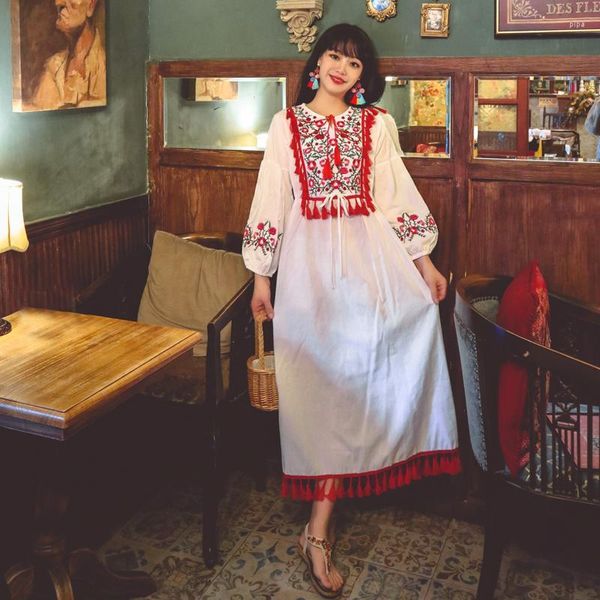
138, 231, 251, 357
496, 261, 550, 477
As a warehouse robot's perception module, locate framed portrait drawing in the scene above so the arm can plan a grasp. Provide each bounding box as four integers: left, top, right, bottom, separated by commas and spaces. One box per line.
366, 0, 397, 22
421, 3, 450, 37
11, 0, 106, 112
496, 0, 600, 36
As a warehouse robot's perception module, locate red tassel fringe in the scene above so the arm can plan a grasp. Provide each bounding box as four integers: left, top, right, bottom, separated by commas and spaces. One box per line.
280, 449, 462, 502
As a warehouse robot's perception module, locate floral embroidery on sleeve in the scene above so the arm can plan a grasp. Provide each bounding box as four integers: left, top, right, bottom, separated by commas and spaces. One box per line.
243, 220, 282, 256
392, 212, 438, 243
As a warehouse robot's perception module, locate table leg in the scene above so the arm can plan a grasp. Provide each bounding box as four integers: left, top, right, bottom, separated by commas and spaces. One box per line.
4, 564, 34, 600
4, 440, 156, 600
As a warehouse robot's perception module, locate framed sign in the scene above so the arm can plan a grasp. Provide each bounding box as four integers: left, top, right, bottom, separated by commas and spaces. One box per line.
496, 0, 600, 36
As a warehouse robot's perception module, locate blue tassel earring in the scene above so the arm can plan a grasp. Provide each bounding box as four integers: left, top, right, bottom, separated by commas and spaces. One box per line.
350, 82, 366, 106
307, 65, 320, 90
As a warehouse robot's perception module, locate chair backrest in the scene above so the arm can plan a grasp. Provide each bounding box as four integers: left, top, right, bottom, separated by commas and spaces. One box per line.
454, 275, 600, 504
180, 231, 242, 254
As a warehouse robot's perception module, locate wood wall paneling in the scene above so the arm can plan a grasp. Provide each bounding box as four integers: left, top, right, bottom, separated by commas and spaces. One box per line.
467, 182, 599, 304
0, 196, 148, 317
147, 56, 600, 307
413, 178, 456, 279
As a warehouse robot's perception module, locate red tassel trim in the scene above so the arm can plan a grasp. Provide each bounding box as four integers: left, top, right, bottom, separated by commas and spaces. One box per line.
333, 144, 342, 166
361, 107, 377, 219
301, 196, 375, 220
280, 449, 461, 502
287, 108, 311, 218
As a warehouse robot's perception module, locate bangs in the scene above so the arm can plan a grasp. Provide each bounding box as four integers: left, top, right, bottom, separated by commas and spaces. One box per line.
328, 39, 360, 60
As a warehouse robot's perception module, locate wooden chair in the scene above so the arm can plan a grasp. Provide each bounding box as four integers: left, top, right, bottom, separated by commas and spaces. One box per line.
76, 231, 255, 567
453, 275, 600, 599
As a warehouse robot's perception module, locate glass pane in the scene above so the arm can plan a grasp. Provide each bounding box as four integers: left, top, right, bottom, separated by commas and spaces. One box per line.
478, 79, 517, 100
379, 77, 450, 157
474, 75, 600, 162
477, 105, 517, 153
164, 77, 286, 151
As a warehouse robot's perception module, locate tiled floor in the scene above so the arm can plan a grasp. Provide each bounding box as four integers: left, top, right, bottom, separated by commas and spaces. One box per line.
98, 470, 600, 599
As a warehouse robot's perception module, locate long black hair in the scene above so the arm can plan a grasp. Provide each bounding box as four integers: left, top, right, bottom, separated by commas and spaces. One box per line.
296, 23, 385, 107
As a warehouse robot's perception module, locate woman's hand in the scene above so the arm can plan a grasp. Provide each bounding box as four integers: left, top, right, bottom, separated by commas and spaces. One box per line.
413, 255, 447, 304
251, 274, 274, 320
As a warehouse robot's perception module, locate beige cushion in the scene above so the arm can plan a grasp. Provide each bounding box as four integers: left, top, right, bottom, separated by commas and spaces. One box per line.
138, 230, 251, 357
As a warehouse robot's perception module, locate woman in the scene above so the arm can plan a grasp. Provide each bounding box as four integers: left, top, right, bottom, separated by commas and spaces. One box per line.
242, 24, 460, 598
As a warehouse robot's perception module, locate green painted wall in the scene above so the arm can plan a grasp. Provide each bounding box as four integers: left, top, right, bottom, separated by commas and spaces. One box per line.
2, 0, 598, 223
149, 0, 600, 59
0, 0, 149, 223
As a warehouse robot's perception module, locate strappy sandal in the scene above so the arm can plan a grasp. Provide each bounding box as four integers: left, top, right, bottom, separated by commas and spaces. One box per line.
297, 523, 342, 599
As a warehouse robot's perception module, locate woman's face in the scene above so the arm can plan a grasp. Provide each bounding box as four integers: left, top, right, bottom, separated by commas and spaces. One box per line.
317, 49, 364, 99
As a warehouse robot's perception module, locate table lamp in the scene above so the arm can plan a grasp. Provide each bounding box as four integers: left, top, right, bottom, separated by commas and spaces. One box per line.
0, 178, 29, 335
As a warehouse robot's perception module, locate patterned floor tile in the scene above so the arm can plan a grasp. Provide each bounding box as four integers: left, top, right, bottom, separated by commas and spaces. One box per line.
348, 562, 429, 600
433, 520, 484, 590
200, 532, 302, 599
256, 497, 311, 539
290, 552, 365, 599
424, 580, 476, 600
92, 467, 596, 600
218, 472, 279, 531
118, 509, 196, 550
145, 553, 216, 599
503, 558, 576, 599
336, 519, 383, 560
366, 525, 445, 577
574, 572, 600, 600
168, 513, 251, 561
99, 539, 159, 573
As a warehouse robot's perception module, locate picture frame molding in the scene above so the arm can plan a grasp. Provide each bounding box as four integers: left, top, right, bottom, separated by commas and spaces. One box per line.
365, 0, 397, 23
420, 3, 450, 38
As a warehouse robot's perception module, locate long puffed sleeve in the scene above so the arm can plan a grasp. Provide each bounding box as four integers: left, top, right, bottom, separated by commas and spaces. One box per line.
372, 112, 438, 259
242, 111, 293, 276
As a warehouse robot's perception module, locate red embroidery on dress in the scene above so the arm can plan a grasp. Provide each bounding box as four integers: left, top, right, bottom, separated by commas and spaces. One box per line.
393, 212, 438, 243
287, 105, 378, 220
243, 220, 281, 256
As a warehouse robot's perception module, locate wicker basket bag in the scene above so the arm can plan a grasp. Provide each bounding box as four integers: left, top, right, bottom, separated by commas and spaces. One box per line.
247, 316, 278, 411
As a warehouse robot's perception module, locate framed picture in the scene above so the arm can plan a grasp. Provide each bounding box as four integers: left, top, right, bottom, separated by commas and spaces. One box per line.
11, 0, 106, 112
496, 0, 600, 36
421, 3, 450, 37
366, 0, 397, 22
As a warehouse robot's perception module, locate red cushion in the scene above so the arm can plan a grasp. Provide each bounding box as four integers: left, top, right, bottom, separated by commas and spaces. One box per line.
496, 261, 550, 476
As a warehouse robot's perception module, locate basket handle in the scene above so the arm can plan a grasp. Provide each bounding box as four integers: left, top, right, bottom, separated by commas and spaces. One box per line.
255, 314, 266, 370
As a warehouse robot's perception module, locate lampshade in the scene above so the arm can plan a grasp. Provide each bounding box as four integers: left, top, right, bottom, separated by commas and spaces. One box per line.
0, 178, 28, 253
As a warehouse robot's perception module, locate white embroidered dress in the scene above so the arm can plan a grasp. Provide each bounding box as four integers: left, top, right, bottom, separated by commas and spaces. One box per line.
243, 104, 460, 500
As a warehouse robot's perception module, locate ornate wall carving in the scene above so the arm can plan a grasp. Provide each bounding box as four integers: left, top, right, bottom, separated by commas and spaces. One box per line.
276, 0, 323, 53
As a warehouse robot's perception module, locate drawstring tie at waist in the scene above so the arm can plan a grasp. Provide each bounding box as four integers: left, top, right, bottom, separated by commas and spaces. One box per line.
318, 190, 350, 289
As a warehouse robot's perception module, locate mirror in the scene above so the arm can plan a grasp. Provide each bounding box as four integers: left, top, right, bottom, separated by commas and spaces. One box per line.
164, 77, 286, 151
379, 77, 451, 158
474, 76, 599, 162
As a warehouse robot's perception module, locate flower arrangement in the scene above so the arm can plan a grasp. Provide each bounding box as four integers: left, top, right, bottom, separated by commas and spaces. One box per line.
568, 89, 597, 120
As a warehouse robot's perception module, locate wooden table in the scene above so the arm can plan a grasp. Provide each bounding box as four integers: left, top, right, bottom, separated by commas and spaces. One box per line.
0, 308, 202, 599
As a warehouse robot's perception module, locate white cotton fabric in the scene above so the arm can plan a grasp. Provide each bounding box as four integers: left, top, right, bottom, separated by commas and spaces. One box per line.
243, 105, 458, 479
